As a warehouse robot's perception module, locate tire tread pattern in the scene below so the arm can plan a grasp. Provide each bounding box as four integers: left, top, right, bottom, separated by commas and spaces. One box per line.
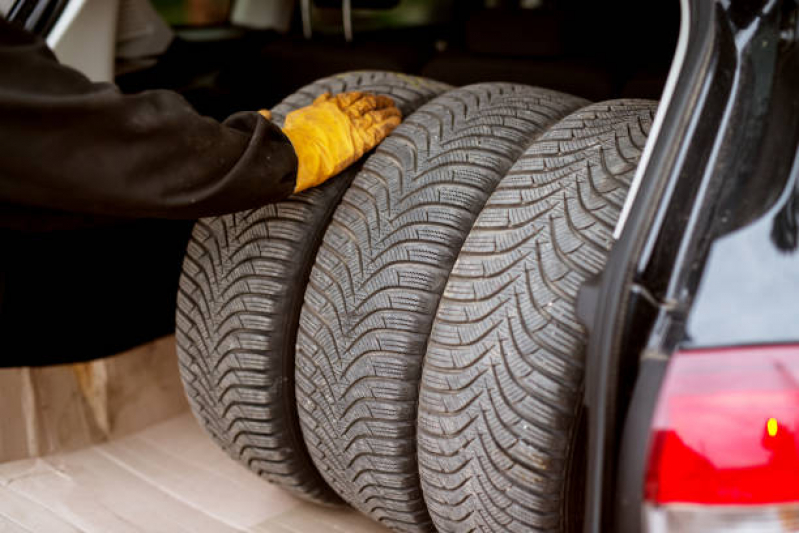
176, 71, 449, 504
417, 100, 657, 532
296, 84, 588, 529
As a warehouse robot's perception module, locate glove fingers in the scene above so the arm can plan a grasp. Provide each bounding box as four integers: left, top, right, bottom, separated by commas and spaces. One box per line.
359, 118, 401, 148
368, 107, 402, 124
335, 91, 364, 108
370, 95, 397, 110
345, 96, 380, 118
287, 91, 401, 194
374, 118, 401, 142
313, 92, 333, 105
350, 106, 401, 130
341, 93, 397, 118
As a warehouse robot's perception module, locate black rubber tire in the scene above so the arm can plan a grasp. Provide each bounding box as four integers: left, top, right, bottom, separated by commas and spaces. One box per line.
176, 71, 449, 505
417, 100, 657, 532
295, 83, 588, 530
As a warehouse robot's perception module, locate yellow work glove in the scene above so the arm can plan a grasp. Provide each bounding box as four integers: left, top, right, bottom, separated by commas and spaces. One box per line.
261, 92, 401, 193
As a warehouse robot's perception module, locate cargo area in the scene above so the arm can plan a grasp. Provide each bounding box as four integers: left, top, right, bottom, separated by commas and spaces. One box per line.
2, 0, 678, 369
1, 1, 683, 532
0, 336, 386, 532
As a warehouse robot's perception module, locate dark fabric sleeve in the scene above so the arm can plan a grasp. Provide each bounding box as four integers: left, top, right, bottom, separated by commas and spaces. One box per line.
0, 17, 298, 219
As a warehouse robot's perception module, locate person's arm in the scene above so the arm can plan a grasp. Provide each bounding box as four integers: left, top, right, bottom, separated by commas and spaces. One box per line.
0, 17, 297, 219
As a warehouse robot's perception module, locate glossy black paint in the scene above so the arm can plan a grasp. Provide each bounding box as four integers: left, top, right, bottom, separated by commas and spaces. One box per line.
581, 0, 799, 531
580, 0, 716, 529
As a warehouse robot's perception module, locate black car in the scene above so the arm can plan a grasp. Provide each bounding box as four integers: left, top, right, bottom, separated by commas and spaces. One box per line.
2, 1, 797, 532
582, 0, 799, 531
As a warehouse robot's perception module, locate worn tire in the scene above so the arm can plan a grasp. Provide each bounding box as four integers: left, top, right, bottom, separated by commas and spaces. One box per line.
418, 100, 657, 532
176, 71, 449, 505
296, 83, 588, 530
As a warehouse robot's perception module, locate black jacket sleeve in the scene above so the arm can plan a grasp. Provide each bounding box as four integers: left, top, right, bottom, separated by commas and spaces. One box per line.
0, 17, 298, 219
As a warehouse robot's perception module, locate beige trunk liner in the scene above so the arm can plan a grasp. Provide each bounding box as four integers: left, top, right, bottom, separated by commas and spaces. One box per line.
0, 335, 386, 532
0, 413, 386, 532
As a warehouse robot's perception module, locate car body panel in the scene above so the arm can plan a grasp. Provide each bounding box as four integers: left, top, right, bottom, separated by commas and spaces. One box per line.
581, 0, 799, 531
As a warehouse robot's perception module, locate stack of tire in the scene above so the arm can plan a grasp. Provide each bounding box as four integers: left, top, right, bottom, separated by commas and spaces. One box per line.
176, 70, 656, 532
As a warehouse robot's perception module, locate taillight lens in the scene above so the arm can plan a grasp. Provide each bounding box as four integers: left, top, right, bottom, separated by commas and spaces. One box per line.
644, 345, 799, 532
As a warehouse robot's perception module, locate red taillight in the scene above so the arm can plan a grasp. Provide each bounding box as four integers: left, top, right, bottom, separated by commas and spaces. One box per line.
644, 345, 799, 531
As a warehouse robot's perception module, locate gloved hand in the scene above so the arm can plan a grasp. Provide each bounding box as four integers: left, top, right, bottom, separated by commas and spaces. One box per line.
261, 92, 401, 193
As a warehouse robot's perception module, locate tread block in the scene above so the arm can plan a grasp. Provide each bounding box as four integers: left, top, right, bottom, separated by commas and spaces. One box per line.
418, 100, 657, 532
297, 83, 588, 530
176, 71, 449, 505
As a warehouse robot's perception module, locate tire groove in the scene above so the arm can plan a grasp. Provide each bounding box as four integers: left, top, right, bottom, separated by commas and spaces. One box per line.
297, 83, 587, 531
176, 71, 448, 505
418, 100, 657, 532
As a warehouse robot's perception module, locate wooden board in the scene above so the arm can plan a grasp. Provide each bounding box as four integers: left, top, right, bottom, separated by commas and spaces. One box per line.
0, 336, 188, 462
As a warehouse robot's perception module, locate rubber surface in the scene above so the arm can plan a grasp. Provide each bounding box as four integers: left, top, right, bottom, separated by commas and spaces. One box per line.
417, 100, 657, 532
296, 83, 588, 530
176, 71, 449, 505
